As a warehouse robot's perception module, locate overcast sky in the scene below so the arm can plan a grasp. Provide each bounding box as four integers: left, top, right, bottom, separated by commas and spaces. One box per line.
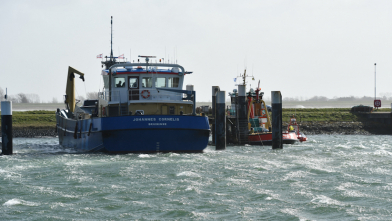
1, 0, 391, 102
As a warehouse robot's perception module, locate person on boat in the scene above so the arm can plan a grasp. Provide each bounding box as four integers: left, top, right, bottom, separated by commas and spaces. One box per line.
291, 115, 296, 124
289, 125, 295, 132
116, 81, 123, 87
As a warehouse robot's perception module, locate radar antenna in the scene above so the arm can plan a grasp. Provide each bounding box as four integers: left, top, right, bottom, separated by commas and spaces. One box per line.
236, 69, 255, 87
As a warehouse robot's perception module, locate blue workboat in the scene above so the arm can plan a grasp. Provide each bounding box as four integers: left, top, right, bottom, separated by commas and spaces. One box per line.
55, 17, 209, 153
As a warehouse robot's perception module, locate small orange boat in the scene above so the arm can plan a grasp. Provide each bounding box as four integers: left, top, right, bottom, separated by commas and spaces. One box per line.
249, 131, 299, 145
287, 115, 307, 142
246, 83, 300, 145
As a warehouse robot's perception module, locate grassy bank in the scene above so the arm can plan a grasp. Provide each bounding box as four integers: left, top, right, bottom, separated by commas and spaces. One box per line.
282, 108, 390, 123
0, 111, 56, 128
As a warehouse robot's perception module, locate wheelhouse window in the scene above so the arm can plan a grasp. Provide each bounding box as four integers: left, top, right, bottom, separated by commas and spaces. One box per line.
115, 77, 125, 87
168, 77, 179, 88
129, 78, 138, 88
155, 77, 166, 88
142, 77, 152, 88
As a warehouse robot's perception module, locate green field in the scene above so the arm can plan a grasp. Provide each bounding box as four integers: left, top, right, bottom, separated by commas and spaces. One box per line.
0, 108, 390, 128
282, 108, 390, 123
0, 111, 56, 127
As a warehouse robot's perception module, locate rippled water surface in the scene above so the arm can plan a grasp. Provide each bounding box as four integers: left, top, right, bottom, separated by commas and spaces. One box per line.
1, 135, 392, 220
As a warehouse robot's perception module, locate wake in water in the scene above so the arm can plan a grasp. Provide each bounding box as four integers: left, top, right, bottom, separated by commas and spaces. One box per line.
9, 137, 83, 155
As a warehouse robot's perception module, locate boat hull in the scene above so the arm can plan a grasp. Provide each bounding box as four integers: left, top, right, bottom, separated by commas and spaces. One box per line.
248, 132, 299, 145
56, 114, 210, 153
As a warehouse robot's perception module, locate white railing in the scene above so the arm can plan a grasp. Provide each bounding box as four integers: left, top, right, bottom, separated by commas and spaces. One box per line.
99, 90, 121, 103
144, 89, 182, 101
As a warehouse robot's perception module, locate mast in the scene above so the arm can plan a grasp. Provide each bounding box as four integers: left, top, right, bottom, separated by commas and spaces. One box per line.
110, 16, 113, 62
101, 16, 116, 102
102, 16, 116, 70
243, 69, 246, 85
236, 69, 254, 92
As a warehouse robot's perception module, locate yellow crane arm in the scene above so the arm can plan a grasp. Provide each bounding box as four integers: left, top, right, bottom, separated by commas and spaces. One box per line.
65, 66, 85, 112
261, 100, 271, 129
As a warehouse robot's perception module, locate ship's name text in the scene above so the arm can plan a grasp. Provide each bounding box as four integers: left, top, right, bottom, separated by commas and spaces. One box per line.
133, 117, 180, 122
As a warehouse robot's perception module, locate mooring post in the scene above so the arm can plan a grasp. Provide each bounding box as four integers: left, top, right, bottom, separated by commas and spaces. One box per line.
216, 91, 226, 150
271, 91, 282, 149
211, 86, 220, 145
238, 85, 247, 119
1, 100, 13, 155
237, 85, 248, 144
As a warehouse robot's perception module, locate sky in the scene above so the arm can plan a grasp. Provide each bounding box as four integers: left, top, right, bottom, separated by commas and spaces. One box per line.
1, 0, 392, 102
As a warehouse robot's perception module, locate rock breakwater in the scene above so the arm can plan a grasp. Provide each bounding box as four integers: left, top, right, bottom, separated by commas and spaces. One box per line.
298, 121, 392, 135
298, 122, 369, 135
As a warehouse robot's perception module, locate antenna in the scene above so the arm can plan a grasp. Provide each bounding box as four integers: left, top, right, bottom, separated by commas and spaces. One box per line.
244, 56, 247, 70
138, 55, 156, 63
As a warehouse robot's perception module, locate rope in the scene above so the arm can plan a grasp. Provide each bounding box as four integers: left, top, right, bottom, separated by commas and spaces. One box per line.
255, 131, 264, 147
75, 87, 80, 100
249, 120, 264, 147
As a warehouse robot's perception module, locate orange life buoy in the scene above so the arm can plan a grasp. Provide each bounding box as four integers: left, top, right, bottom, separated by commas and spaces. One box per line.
260, 109, 267, 117
141, 90, 150, 99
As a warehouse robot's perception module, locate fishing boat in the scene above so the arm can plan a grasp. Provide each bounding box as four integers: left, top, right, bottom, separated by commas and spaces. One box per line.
55, 17, 210, 153
246, 83, 299, 145
226, 70, 300, 145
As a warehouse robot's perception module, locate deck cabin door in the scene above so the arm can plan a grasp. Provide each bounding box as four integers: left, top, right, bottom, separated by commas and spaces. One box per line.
128, 76, 139, 100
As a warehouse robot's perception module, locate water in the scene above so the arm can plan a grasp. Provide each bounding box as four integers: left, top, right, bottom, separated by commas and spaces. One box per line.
1, 135, 392, 220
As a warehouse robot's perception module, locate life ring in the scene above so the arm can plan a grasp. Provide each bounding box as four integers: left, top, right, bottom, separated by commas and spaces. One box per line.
141, 90, 150, 99
260, 109, 267, 117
